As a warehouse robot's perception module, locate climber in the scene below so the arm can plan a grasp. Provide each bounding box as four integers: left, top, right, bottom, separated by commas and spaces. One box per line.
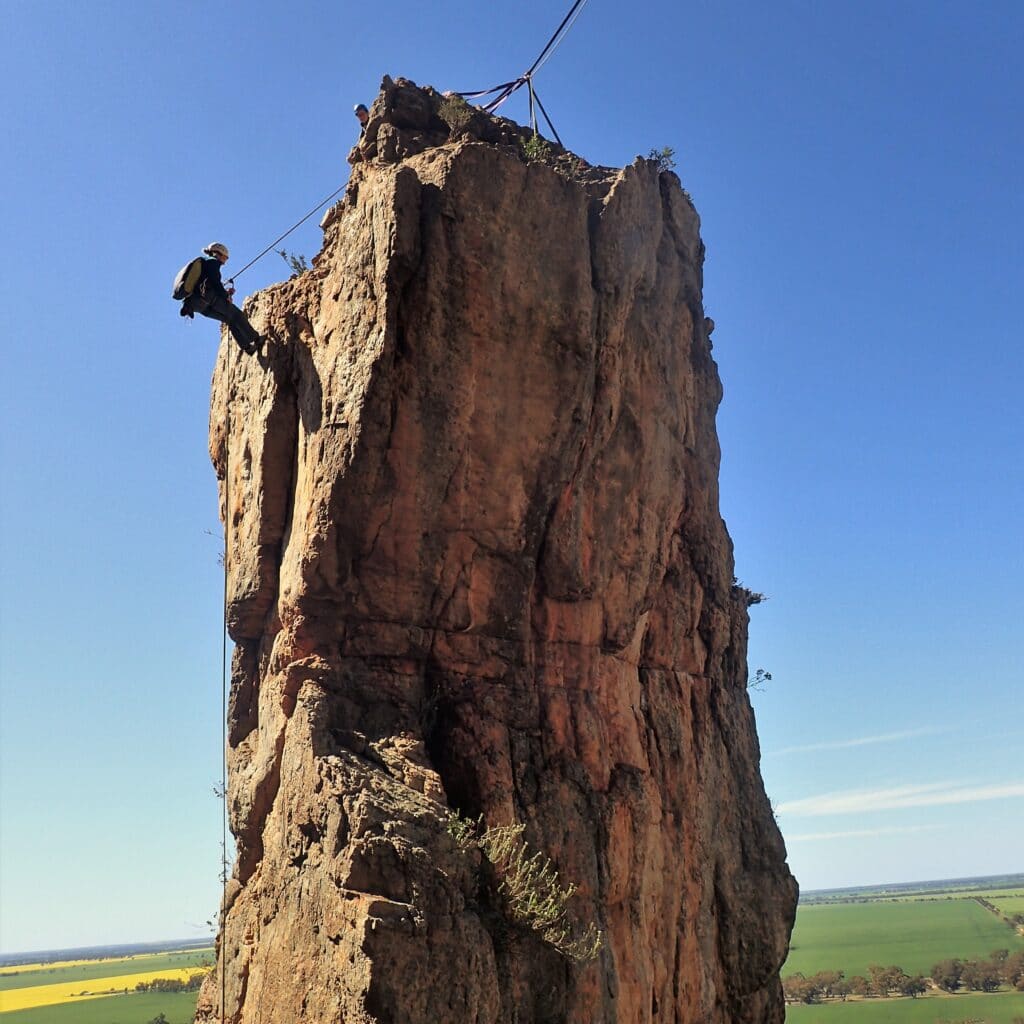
354, 103, 369, 134
180, 243, 263, 356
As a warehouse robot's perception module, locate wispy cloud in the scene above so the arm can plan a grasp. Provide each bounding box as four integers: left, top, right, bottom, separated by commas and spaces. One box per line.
769, 727, 943, 756
778, 781, 1024, 818
788, 824, 944, 843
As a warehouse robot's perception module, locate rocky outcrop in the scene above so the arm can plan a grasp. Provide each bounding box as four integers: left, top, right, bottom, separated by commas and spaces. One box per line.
196, 78, 796, 1024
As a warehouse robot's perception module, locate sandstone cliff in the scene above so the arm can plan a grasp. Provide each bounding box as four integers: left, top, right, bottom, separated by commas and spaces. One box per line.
197, 78, 797, 1024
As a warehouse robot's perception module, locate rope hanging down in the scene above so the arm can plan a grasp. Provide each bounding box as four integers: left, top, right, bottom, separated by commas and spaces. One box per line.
216, 178, 343, 1020
454, 0, 589, 140
219, 345, 232, 1024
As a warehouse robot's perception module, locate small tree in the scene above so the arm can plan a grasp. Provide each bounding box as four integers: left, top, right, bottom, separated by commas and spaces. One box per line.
521, 134, 553, 164
811, 970, 843, 999
277, 250, 308, 276
1003, 950, 1024, 988
899, 975, 927, 998
867, 964, 890, 996
647, 146, 676, 172
884, 966, 909, 994
733, 578, 767, 607
439, 93, 474, 133
932, 958, 963, 992
962, 957, 1001, 992
782, 973, 819, 1004
831, 977, 851, 1000
847, 975, 869, 997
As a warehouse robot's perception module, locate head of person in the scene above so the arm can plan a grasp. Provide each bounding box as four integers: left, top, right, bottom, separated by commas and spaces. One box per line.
204, 242, 230, 264
354, 103, 369, 125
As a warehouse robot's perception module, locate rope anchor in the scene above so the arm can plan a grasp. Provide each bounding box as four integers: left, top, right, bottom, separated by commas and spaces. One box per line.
454, 0, 589, 147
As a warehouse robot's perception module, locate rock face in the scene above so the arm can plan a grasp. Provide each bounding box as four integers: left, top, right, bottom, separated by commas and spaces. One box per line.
196, 78, 796, 1024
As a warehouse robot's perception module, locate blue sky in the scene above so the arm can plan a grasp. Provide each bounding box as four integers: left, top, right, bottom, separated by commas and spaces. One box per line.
1, 0, 1021, 953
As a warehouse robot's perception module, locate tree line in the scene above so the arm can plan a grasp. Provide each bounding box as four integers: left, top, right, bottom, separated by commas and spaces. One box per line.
134, 971, 209, 993
783, 949, 1024, 1004
973, 897, 1024, 932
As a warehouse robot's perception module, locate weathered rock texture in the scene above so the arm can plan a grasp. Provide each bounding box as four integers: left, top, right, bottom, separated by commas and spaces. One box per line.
196, 78, 796, 1024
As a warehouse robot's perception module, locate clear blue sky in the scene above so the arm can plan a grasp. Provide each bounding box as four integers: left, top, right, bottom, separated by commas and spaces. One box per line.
1, 0, 1021, 954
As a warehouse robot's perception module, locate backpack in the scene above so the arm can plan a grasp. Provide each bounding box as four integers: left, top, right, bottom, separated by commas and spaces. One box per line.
172, 257, 204, 300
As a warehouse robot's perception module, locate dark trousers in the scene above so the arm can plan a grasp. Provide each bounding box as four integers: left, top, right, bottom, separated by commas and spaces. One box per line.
192, 294, 261, 354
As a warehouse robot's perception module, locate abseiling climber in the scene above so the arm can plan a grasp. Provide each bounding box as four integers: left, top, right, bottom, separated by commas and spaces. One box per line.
174, 243, 263, 356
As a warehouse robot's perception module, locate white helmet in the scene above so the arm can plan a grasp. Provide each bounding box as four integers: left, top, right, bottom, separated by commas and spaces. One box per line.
204, 242, 229, 259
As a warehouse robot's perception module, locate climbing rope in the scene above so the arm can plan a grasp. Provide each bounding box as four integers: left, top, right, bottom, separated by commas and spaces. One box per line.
225, 0, 588, 288
211, 151, 348, 1024
530, 0, 590, 79
219, 346, 232, 1024
226, 181, 348, 286
454, 0, 589, 138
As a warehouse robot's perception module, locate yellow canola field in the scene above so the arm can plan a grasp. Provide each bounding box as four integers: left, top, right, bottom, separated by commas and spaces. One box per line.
0, 968, 199, 1013
0, 952, 170, 976
1, 958, 106, 976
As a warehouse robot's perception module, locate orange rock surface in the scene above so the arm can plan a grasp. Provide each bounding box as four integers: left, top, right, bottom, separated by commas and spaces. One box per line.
197, 78, 796, 1024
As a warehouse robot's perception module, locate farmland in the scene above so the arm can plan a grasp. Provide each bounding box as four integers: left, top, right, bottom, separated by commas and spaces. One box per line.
891, 890, 1024, 905
0, 946, 211, 1021
784, 875, 1024, 1021
0, 990, 198, 1024
785, 899, 1024, 978
991, 896, 1024, 917
0, 960, 110, 976
787, 989, 1024, 1024
801, 875, 1024, 906
0, 968, 204, 1013
0, 950, 212, 992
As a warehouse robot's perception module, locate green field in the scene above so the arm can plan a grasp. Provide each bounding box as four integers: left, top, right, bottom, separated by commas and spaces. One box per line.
785, 900, 1024, 978
991, 897, 1024, 916
893, 891, 1024, 904
0, 989, 199, 1024
0, 950, 213, 993
802, 876, 1024, 906
786, 990, 1024, 1023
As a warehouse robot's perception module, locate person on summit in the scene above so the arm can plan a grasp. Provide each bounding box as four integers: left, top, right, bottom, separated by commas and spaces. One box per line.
354, 103, 369, 134
179, 243, 262, 356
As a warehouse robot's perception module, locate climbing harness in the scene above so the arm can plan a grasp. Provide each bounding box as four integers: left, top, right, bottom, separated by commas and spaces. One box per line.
454, 0, 590, 144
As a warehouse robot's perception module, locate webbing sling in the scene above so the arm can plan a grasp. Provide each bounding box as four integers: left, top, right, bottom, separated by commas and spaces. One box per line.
453, 0, 589, 133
